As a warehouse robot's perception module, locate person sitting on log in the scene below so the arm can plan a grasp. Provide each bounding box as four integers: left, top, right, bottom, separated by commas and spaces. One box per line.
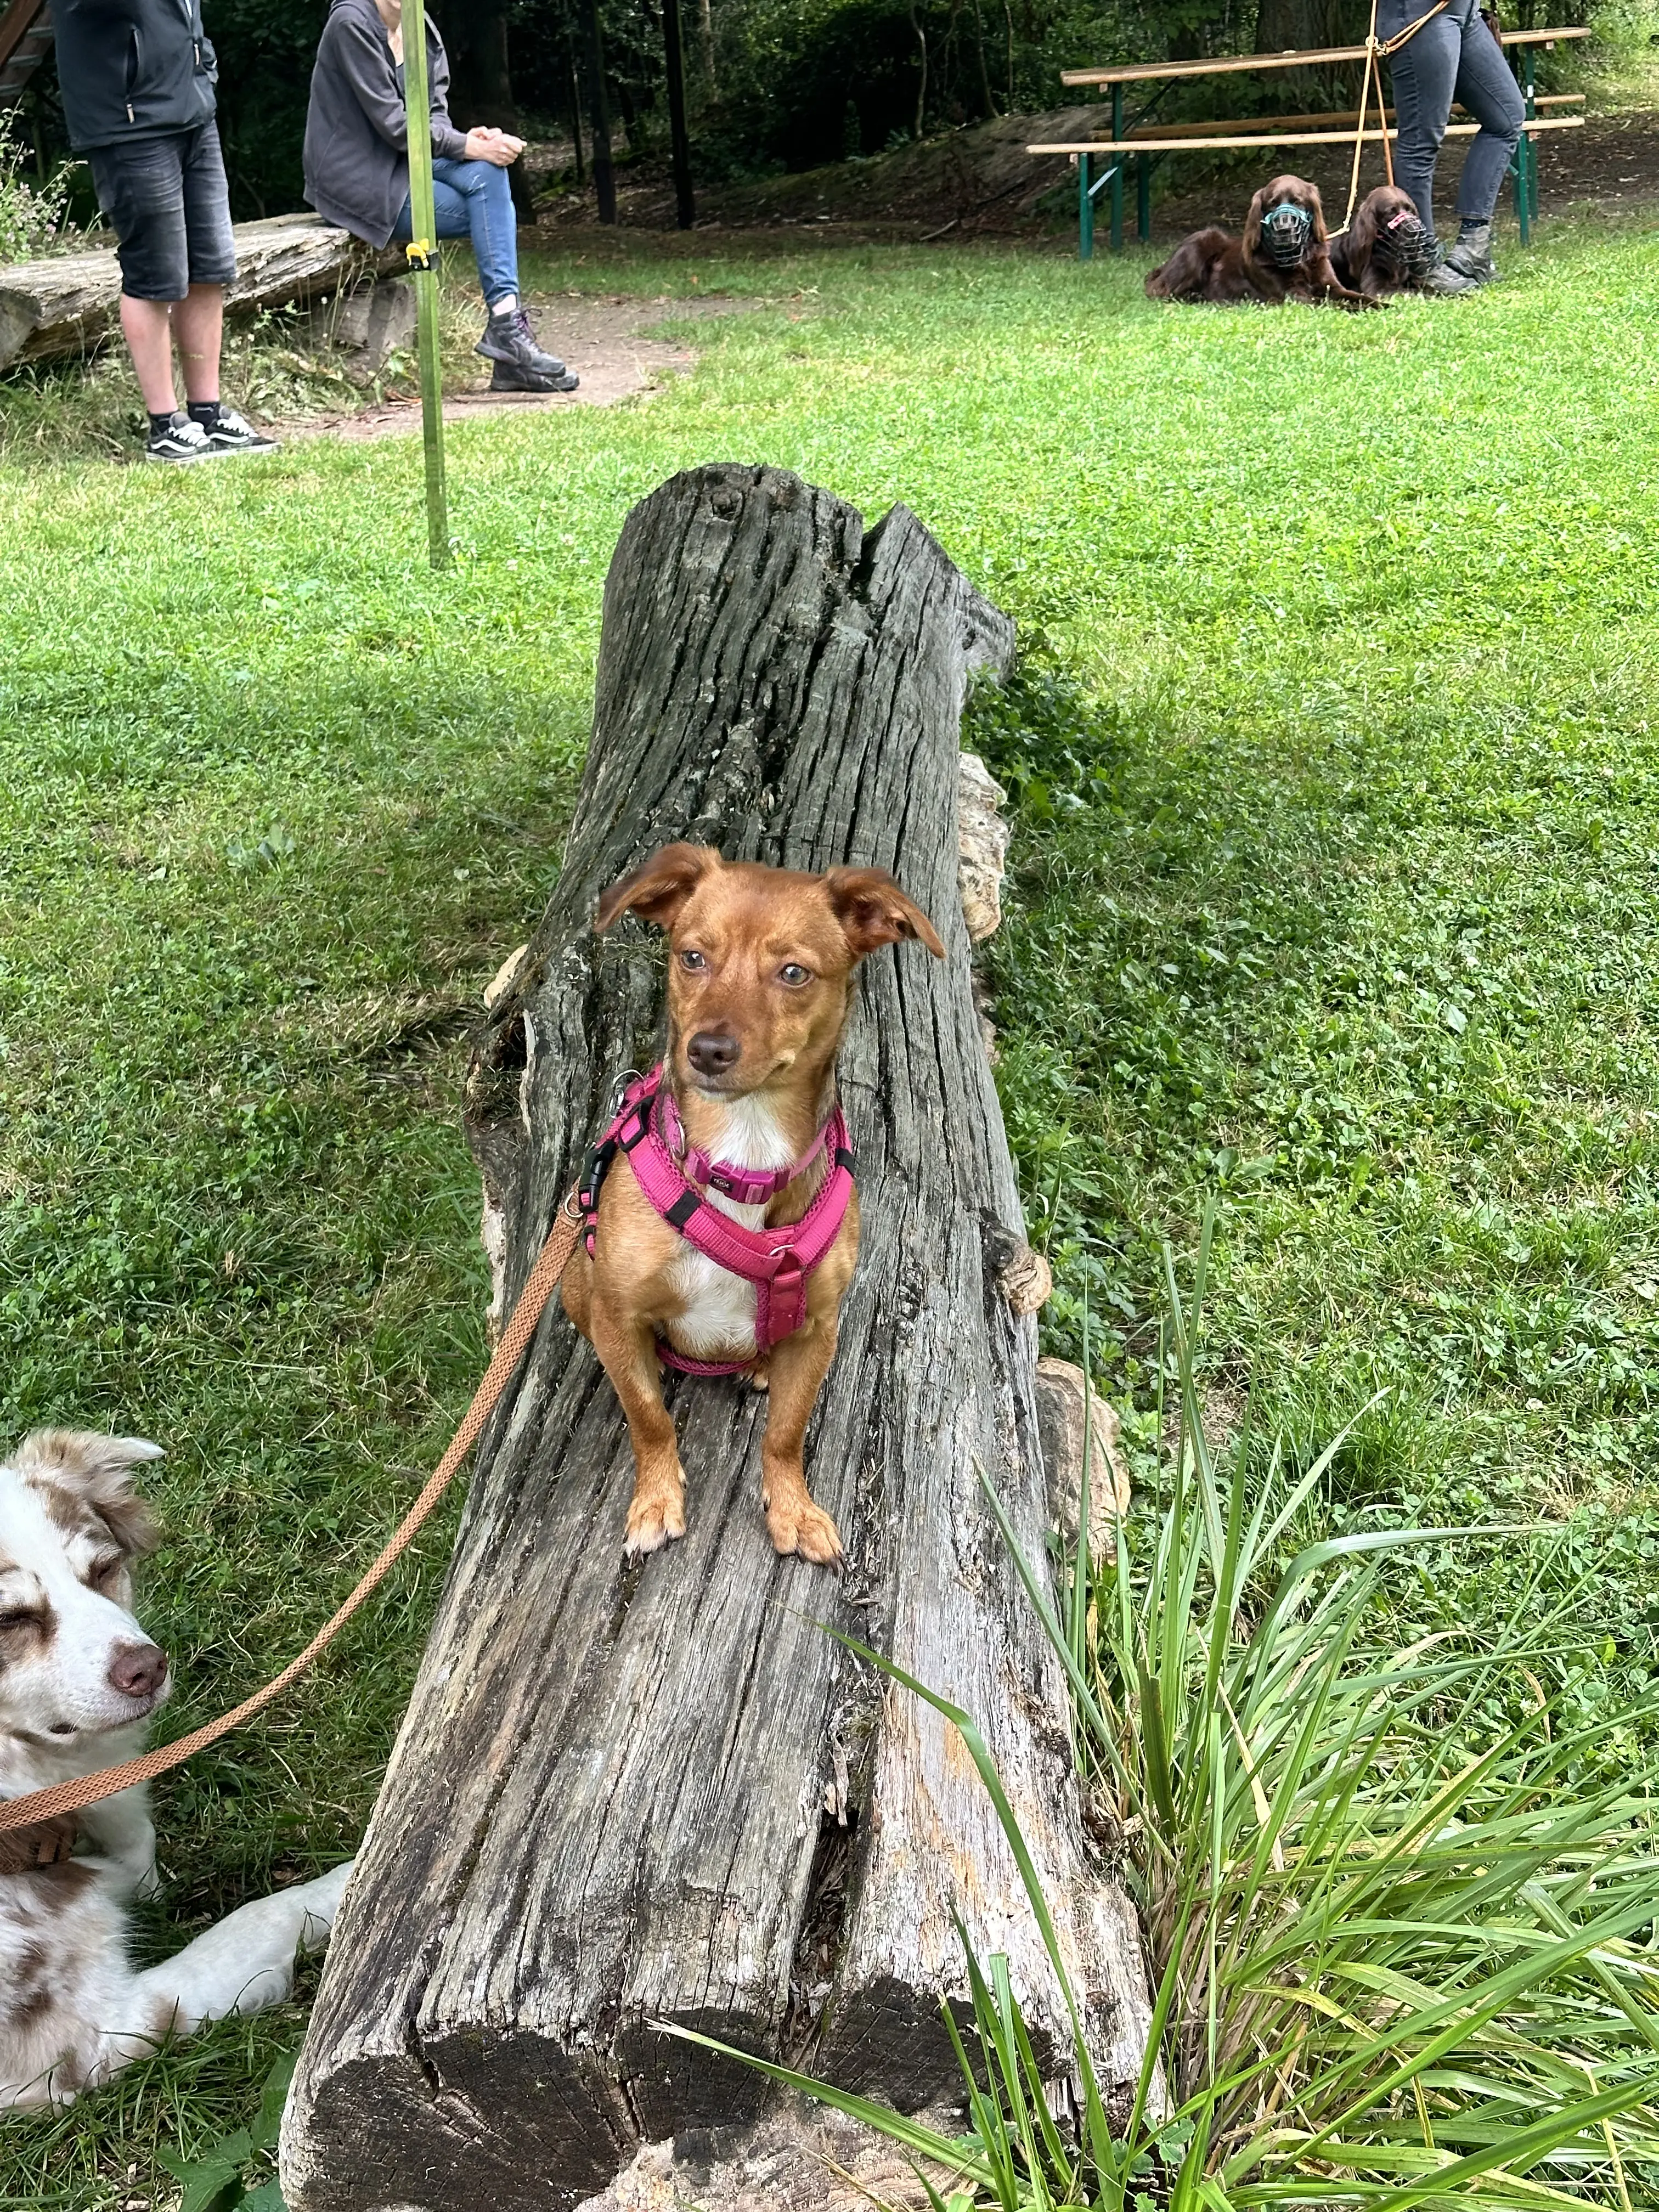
302, 0, 577, 394
52, 0, 279, 462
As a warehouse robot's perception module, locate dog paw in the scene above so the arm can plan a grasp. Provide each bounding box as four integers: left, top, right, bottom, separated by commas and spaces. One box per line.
749, 1362, 770, 1393
765, 1492, 844, 1568
625, 1484, 687, 1559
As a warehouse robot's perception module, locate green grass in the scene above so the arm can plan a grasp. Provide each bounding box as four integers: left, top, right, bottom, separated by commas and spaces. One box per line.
2, 199, 1657, 2201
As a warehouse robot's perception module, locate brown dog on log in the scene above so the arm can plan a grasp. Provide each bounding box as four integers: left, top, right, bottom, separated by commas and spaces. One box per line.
1327, 184, 1432, 297
562, 845, 944, 1568
1146, 175, 1376, 310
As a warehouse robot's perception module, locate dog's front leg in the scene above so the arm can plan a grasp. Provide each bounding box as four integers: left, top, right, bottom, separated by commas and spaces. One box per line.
589, 1292, 687, 1558
119, 1860, 354, 2057
760, 1318, 844, 1567
79, 1781, 159, 1900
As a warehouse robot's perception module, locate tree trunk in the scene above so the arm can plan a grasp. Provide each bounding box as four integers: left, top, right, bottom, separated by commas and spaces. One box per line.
583, 0, 617, 224
280, 464, 1153, 2212
0, 213, 400, 372
661, 0, 696, 230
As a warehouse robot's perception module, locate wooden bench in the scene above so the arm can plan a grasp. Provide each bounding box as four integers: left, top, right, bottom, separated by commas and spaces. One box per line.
1030, 23, 1590, 257
0, 213, 403, 373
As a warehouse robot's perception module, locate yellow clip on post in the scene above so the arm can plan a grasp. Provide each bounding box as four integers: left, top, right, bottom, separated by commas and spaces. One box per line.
405, 237, 433, 270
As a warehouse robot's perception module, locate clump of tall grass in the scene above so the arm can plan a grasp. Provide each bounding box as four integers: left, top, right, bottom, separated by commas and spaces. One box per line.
673, 1203, 1659, 2208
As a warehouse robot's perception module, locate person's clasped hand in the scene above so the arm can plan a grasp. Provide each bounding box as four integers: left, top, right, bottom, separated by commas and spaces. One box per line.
464, 126, 523, 166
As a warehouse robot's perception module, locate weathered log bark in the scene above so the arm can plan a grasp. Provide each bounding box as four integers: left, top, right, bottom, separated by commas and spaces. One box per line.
281, 464, 1153, 2212
0, 213, 402, 372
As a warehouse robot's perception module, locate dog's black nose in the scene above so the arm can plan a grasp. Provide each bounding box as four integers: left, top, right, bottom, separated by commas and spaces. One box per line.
687, 1029, 741, 1078
108, 1641, 168, 1701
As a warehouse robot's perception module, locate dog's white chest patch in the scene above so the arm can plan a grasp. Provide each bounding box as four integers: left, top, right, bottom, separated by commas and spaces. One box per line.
662, 1093, 795, 1362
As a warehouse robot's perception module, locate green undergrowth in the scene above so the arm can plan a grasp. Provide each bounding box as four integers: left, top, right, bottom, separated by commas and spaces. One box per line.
1, 208, 1656, 2200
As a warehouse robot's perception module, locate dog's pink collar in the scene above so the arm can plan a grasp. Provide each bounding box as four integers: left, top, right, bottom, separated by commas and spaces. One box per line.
579, 1065, 855, 1375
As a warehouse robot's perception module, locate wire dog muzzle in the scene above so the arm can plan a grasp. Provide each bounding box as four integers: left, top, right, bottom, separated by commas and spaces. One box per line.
1380, 207, 1430, 276
1260, 200, 1313, 269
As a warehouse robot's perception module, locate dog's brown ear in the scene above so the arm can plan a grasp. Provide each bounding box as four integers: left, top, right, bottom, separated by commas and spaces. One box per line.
594, 844, 720, 933
12, 1430, 163, 1559
1241, 186, 1268, 262
1347, 191, 1378, 268
1303, 180, 1329, 246
825, 868, 946, 961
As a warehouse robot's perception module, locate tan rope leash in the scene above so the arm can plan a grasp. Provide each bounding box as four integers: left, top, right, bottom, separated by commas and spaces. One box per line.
0, 1205, 583, 1840
1337, 0, 1454, 231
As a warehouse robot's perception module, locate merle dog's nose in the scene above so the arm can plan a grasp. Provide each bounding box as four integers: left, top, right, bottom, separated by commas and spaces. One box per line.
687, 1029, 741, 1079
107, 1641, 168, 1701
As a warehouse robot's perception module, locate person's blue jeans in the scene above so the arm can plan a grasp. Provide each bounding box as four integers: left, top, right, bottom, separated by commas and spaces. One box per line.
393, 157, 518, 307
1381, 0, 1525, 239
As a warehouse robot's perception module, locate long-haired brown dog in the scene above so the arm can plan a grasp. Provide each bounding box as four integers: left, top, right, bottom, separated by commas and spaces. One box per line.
1146, 175, 1376, 310
562, 845, 944, 1569
1327, 184, 1431, 297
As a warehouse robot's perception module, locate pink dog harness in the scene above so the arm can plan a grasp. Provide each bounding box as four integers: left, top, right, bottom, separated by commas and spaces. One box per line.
578, 1065, 855, 1376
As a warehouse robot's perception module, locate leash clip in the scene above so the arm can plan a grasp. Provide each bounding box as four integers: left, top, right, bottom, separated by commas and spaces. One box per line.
605, 1066, 645, 1124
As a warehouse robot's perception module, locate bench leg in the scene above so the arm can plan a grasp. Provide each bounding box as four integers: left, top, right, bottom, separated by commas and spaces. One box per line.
1137, 151, 1150, 242
1110, 86, 1124, 251
1079, 150, 1093, 261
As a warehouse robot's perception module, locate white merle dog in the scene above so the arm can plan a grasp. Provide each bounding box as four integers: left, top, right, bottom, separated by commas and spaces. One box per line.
1, 1430, 352, 2108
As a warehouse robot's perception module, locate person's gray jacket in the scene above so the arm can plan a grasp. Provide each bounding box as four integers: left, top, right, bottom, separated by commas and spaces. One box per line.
53, 0, 218, 154
302, 0, 467, 249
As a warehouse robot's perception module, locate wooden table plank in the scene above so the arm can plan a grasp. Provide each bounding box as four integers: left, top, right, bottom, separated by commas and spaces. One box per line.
1062, 24, 1589, 86
1029, 115, 1583, 156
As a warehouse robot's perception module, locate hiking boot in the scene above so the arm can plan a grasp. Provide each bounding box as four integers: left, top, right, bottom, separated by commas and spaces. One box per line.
1420, 243, 1479, 296
202, 405, 280, 456
488, 357, 580, 394
476, 307, 567, 380
143, 411, 215, 463
1444, 222, 1500, 285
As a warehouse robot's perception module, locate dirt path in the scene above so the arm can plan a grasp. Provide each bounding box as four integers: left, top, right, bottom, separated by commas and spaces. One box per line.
298, 294, 750, 441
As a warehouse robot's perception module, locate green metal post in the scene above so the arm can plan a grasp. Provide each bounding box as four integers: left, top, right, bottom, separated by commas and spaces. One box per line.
1511, 46, 1534, 244
1137, 151, 1150, 242
1110, 84, 1124, 251
400, 0, 449, 568
1079, 150, 1093, 261
1526, 50, 1539, 222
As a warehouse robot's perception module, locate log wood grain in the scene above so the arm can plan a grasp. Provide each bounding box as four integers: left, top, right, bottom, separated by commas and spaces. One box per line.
282, 464, 1151, 2212
0, 213, 400, 371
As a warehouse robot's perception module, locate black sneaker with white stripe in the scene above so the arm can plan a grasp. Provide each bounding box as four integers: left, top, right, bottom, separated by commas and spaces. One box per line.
144, 412, 216, 464
201, 405, 279, 456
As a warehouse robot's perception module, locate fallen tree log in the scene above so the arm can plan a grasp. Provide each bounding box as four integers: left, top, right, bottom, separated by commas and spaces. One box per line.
0, 212, 401, 371
282, 462, 1153, 2212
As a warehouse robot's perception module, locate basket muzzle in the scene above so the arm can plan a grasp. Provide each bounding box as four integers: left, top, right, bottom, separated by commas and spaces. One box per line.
1379, 207, 1430, 275
1259, 200, 1313, 268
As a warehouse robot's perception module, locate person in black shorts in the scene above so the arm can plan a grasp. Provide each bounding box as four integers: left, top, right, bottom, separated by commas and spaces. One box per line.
53, 0, 277, 461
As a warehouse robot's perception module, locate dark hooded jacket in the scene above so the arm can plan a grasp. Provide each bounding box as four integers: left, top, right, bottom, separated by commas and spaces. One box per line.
303, 0, 468, 249
53, 0, 218, 154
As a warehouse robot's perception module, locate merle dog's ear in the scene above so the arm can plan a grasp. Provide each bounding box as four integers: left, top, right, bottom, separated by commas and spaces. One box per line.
595, 844, 720, 933
824, 868, 946, 961
11, 1431, 163, 1559
1241, 186, 1268, 261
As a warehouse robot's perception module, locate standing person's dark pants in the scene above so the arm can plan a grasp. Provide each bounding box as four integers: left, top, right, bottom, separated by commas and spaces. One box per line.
1383, 0, 1524, 242
86, 122, 238, 302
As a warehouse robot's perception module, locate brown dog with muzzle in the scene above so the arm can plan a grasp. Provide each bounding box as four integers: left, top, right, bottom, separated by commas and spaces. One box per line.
561, 844, 944, 1569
